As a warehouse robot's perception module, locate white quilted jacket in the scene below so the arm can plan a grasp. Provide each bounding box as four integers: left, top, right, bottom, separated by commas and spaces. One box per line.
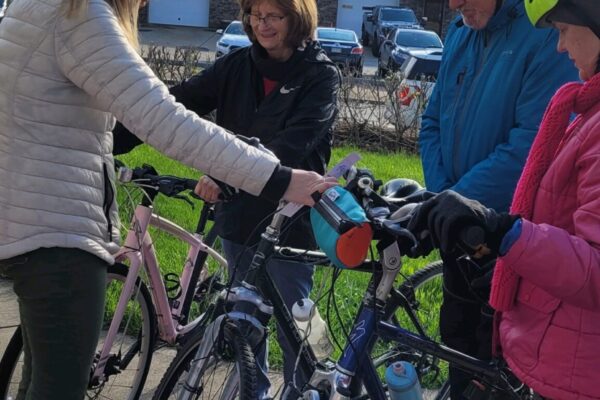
0, 0, 280, 264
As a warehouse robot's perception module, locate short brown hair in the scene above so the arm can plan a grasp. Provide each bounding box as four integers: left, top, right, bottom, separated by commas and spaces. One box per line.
239, 0, 318, 48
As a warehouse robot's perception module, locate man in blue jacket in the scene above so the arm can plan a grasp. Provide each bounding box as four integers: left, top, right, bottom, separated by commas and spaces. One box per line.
418, 0, 578, 397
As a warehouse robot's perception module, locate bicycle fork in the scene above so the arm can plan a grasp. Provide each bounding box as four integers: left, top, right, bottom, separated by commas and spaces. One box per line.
176, 285, 273, 400
329, 241, 402, 399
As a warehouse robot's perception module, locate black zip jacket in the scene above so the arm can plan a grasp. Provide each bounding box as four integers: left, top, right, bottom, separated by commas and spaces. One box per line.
117, 42, 340, 248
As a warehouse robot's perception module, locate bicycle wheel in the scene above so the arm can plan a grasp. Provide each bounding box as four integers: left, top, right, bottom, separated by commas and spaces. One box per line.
0, 263, 156, 400
153, 317, 257, 400
185, 237, 229, 326
372, 260, 449, 397
0, 326, 23, 400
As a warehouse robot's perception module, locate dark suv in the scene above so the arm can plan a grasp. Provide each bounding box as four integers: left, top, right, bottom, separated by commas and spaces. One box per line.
377, 28, 442, 76
361, 6, 424, 57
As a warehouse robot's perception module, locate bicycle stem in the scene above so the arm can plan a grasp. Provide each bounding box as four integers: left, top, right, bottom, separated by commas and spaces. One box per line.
376, 241, 402, 302
242, 204, 287, 288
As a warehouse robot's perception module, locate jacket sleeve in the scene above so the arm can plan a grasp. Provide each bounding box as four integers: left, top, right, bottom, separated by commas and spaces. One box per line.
169, 62, 219, 116
419, 77, 453, 192
266, 65, 340, 170
113, 63, 220, 155
419, 22, 458, 193
54, 0, 280, 197
451, 31, 577, 210
502, 124, 600, 311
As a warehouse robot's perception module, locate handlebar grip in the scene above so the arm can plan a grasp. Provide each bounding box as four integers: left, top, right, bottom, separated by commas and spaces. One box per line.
185, 179, 198, 191
212, 178, 236, 202
459, 226, 491, 259
311, 191, 322, 203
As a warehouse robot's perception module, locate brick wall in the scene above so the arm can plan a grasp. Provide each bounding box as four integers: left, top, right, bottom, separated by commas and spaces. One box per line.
139, 4, 149, 25
209, 0, 339, 30
209, 0, 242, 29
400, 0, 457, 38
317, 0, 338, 28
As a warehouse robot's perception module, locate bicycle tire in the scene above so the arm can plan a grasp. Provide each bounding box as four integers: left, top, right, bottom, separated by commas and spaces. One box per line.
372, 260, 450, 398
91, 262, 157, 399
0, 263, 156, 400
0, 325, 23, 399
153, 318, 257, 400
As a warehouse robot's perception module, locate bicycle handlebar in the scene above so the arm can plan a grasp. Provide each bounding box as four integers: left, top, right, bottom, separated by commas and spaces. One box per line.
317, 167, 488, 258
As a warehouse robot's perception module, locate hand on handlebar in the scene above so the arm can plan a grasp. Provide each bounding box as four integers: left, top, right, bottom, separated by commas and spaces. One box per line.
283, 170, 338, 206
407, 190, 519, 257
194, 176, 222, 203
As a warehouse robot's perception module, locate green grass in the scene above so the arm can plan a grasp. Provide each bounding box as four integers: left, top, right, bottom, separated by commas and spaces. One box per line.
114, 144, 442, 381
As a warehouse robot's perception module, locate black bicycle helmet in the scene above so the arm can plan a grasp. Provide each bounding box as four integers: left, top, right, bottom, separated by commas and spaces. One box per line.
525, 0, 600, 39
380, 178, 423, 199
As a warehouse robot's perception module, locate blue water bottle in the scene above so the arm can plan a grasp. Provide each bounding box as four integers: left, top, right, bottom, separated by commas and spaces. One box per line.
385, 361, 423, 400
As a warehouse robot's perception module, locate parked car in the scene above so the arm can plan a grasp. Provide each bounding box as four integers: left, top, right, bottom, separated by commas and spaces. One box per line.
385, 51, 442, 128
215, 21, 251, 58
315, 27, 363, 77
361, 6, 424, 57
377, 28, 442, 77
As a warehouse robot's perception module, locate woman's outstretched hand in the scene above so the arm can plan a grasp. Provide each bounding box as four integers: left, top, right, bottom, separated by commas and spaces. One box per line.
283, 170, 338, 206
194, 176, 222, 203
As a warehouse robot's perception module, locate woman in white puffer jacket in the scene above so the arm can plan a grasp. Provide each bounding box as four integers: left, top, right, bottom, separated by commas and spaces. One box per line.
0, 0, 335, 398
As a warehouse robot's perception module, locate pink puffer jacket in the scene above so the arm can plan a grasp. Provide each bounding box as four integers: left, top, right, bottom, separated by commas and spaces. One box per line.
499, 100, 600, 400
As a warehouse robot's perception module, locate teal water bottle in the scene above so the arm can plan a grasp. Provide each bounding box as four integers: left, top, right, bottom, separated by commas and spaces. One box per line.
385, 361, 423, 400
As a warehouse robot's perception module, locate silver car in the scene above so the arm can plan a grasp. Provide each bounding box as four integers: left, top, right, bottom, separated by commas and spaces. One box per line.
215, 21, 251, 58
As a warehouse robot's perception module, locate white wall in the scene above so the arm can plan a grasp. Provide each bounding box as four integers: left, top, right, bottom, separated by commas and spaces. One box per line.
148, 0, 210, 28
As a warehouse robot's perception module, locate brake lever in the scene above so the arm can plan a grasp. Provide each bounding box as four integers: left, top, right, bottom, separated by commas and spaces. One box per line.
172, 194, 195, 209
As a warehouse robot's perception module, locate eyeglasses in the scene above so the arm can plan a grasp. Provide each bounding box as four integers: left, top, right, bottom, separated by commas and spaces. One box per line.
245, 13, 286, 26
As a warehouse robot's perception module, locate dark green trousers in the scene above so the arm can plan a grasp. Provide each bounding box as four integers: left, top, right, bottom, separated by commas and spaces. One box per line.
0, 248, 107, 400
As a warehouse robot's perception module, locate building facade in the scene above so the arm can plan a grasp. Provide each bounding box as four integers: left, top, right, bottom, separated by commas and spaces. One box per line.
143, 0, 455, 38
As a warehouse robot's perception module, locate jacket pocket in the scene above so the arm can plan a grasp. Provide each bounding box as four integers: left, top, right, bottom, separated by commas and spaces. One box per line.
516, 280, 561, 313
102, 162, 115, 242
503, 279, 561, 371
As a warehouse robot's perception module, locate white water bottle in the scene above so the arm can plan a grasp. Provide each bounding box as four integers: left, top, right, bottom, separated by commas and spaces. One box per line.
292, 298, 333, 361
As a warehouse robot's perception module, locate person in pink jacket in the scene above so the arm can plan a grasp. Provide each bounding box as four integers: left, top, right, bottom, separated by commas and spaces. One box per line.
408, 0, 600, 398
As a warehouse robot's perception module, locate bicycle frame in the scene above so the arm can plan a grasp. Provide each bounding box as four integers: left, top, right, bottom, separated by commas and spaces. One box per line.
92, 203, 227, 383
216, 212, 520, 400
301, 240, 517, 400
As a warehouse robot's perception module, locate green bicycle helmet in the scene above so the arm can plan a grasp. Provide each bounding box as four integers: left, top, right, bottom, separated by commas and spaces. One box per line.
525, 0, 600, 39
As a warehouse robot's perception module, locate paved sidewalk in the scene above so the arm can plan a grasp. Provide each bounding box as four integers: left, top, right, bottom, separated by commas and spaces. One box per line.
139, 24, 220, 52
0, 278, 18, 357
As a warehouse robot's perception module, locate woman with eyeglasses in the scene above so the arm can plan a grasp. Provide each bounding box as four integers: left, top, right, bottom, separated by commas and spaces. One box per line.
114, 0, 340, 397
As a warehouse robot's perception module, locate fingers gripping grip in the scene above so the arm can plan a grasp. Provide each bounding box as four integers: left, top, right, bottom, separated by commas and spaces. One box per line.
459, 226, 491, 259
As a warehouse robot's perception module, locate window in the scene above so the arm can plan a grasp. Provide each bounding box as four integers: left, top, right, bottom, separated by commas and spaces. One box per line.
380, 8, 418, 23
225, 22, 245, 35
402, 57, 441, 81
395, 31, 442, 48
317, 29, 357, 42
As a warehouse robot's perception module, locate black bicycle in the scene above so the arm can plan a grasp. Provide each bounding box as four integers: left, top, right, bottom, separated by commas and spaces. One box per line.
151, 167, 535, 400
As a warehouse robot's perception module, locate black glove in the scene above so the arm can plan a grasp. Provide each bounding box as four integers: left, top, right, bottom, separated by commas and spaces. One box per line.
407, 190, 518, 256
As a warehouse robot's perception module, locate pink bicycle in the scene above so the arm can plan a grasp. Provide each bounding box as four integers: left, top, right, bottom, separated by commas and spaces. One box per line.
0, 163, 229, 400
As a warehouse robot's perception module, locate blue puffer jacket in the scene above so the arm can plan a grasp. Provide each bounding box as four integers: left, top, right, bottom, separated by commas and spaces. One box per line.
419, 0, 578, 212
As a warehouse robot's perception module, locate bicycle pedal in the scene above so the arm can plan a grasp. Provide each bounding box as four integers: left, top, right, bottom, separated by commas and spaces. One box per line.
462, 380, 488, 400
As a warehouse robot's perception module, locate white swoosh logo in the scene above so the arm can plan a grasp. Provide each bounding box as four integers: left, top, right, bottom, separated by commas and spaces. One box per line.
280, 85, 300, 94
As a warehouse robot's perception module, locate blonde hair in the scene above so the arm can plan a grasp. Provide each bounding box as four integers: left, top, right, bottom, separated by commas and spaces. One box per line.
239, 0, 318, 48
66, 0, 140, 49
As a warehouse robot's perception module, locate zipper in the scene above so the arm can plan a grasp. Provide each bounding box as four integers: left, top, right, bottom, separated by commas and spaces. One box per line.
452, 30, 492, 179
102, 163, 114, 242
